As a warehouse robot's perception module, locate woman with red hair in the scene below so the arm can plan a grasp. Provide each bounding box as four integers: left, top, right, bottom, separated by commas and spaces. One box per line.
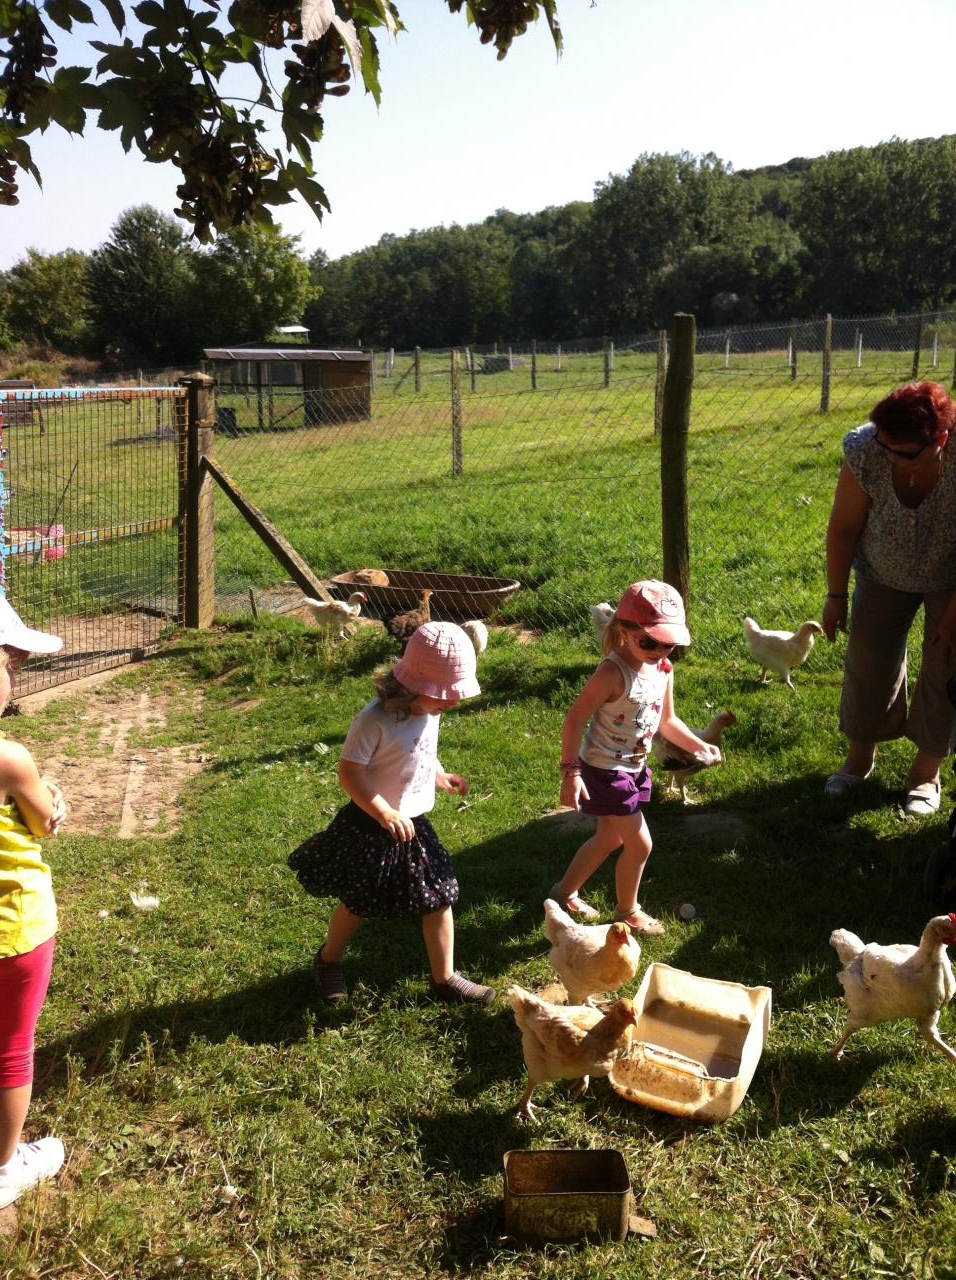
822, 380, 956, 814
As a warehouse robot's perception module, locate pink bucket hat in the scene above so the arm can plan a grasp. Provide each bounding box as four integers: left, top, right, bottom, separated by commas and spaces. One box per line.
614, 580, 690, 646
393, 621, 480, 701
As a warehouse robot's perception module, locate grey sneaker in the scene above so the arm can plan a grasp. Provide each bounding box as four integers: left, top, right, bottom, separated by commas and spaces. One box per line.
0, 1137, 65, 1209
313, 946, 348, 1003
824, 769, 872, 798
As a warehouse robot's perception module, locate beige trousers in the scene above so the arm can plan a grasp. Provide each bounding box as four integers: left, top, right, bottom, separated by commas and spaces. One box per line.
840, 573, 956, 757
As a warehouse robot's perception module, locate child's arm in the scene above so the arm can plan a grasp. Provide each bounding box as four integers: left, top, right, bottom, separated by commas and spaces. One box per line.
559, 661, 622, 810
338, 758, 416, 842
655, 674, 721, 764
436, 762, 469, 798
0, 739, 58, 837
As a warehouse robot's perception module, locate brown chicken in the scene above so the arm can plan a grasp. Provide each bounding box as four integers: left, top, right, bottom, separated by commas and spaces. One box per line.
543, 898, 641, 1006
651, 710, 737, 803
505, 984, 638, 1120
385, 589, 434, 642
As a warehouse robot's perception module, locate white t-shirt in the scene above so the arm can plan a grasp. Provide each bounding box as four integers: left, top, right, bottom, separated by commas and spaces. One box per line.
340, 700, 439, 817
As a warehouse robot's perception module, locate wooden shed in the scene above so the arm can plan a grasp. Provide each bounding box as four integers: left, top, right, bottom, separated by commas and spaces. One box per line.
0, 380, 38, 428
202, 347, 371, 427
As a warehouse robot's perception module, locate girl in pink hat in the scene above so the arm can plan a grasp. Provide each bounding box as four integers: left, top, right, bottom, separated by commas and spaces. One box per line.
289, 622, 495, 1005
551, 581, 720, 935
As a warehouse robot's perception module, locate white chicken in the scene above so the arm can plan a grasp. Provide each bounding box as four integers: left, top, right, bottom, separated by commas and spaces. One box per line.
543, 898, 641, 1006
589, 602, 615, 648
461, 619, 488, 656
302, 590, 367, 638
743, 617, 823, 689
829, 914, 956, 1062
651, 710, 737, 803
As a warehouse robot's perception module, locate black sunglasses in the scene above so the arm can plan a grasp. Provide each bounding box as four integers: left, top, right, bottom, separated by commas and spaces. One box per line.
873, 435, 929, 460
637, 634, 675, 653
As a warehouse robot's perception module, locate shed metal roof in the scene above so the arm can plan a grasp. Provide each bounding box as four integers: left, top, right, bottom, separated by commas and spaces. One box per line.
203, 347, 367, 362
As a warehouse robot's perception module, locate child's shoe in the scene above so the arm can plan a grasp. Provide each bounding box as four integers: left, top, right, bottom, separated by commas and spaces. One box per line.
429, 972, 496, 1005
0, 1137, 65, 1208
313, 946, 348, 1003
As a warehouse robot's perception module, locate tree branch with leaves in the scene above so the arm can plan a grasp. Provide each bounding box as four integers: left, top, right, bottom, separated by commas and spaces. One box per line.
0, 0, 561, 241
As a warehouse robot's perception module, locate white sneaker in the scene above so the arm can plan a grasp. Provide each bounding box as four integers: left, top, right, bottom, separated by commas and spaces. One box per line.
0, 1138, 65, 1208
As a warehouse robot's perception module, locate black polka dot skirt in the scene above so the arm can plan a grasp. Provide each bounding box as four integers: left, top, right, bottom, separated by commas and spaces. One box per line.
288, 801, 460, 919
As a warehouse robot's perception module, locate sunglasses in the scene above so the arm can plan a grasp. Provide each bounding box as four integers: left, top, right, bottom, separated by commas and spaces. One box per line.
873, 435, 931, 460
635, 633, 675, 653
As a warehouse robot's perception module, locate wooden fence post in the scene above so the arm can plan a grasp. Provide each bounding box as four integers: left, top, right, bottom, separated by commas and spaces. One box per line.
603, 336, 611, 389
531, 339, 537, 391
414, 346, 421, 393
179, 372, 216, 629
654, 328, 667, 436
451, 349, 463, 477
660, 313, 695, 615
820, 314, 832, 413
912, 314, 924, 380
790, 324, 797, 381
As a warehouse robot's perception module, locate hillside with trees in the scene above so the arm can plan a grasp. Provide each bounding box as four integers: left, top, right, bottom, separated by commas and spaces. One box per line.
3, 135, 956, 375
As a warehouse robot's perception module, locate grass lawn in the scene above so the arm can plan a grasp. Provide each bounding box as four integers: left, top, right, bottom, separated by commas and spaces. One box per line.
3, 614, 955, 1278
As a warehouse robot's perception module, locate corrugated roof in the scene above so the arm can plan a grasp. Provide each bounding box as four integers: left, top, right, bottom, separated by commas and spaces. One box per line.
203, 347, 368, 362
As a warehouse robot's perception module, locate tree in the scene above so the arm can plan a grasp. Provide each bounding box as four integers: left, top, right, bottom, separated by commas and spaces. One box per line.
86, 204, 199, 364
4, 247, 91, 350
193, 223, 316, 346
0, 1, 561, 241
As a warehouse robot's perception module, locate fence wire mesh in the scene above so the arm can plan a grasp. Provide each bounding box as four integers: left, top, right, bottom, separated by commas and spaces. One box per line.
0, 388, 183, 694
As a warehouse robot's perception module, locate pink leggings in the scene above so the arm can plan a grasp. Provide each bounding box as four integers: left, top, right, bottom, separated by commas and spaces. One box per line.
0, 938, 55, 1089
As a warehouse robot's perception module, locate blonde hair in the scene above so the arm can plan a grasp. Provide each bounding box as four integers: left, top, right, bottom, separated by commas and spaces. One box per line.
372, 664, 419, 719
602, 616, 639, 658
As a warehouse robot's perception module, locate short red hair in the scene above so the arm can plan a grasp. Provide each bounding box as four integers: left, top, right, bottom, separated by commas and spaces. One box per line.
870, 381, 956, 445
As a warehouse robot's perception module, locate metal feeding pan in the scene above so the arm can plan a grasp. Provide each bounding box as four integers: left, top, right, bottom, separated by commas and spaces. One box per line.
329, 569, 520, 623
502, 1148, 631, 1243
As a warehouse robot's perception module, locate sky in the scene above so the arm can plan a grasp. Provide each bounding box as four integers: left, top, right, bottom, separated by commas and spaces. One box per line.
3, 0, 956, 269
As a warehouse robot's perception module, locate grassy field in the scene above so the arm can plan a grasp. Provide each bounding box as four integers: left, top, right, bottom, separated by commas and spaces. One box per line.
1, 608, 954, 1278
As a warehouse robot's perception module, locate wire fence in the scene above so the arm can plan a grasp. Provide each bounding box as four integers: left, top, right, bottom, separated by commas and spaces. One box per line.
2, 308, 953, 693
0, 387, 183, 695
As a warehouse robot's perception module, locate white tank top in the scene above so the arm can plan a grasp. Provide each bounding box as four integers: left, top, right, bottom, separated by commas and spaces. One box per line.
581, 651, 670, 772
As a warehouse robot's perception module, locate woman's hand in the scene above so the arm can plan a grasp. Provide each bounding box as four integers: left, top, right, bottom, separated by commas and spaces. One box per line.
44, 780, 66, 835
437, 770, 469, 797
822, 595, 849, 642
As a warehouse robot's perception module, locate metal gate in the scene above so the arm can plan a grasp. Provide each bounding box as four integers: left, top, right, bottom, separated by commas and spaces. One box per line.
0, 386, 185, 696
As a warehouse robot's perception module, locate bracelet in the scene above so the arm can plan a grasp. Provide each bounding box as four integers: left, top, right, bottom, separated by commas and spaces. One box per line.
826, 592, 849, 600
560, 758, 582, 774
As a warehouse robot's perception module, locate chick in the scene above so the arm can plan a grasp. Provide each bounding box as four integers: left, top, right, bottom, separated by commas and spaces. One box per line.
743, 617, 823, 689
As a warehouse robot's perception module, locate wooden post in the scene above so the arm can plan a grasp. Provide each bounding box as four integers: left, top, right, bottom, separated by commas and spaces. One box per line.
724, 333, 731, 369
414, 346, 421, 393
451, 350, 463, 477
790, 324, 797, 381
603, 336, 611, 389
556, 343, 562, 372
531, 339, 537, 391
932, 331, 939, 367
179, 373, 216, 629
912, 314, 924, 380
820, 313, 832, 413
660, 313, 695, 616
469, 347, 476, 393
855, 329, 863, 368
369, 348, 376, 391
137, 369, 144, 425
508, 346, 513, 372
654, 328, 667, 436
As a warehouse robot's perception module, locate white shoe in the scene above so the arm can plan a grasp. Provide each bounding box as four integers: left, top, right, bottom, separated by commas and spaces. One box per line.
0, 1137, 65, 1208
824, 769, 873, 798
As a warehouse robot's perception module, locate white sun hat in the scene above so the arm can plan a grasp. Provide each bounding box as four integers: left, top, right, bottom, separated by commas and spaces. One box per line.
0, 598, 63, 654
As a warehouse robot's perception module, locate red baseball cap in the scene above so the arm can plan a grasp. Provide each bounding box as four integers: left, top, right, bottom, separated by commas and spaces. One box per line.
614, 580, 690, 646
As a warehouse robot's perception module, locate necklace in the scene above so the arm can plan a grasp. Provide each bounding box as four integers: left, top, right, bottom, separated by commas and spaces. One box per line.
906, 448, 943, 489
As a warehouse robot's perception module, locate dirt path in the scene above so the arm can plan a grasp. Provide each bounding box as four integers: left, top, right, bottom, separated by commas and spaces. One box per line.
20, 672, 207, 837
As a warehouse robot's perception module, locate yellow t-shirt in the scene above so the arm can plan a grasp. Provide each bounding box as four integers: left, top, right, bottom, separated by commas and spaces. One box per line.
0, 800, 57, 957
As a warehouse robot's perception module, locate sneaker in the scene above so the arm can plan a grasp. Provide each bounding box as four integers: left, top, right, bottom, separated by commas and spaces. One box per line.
824, 768, 872, 797
904, 780, 941, 817
0, 1138, 65, 1209
428, 972, 496, 1005
313, 946, 348, 1003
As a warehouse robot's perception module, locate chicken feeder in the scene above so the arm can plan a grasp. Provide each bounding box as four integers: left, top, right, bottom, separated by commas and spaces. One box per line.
502, 1148, 631, 1243
329, 569, 520, 623
609, 962, 772, 1122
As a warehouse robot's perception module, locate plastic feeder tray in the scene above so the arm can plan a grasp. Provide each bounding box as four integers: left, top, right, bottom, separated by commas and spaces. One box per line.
502, 1148, 631, 1243
609, 962, 772, 1122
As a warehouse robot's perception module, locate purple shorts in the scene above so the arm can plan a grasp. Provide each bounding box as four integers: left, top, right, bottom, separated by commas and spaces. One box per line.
579, 761, 652, 816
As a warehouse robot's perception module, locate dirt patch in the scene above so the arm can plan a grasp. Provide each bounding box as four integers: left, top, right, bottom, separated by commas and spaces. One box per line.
22, 675, 208, 838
